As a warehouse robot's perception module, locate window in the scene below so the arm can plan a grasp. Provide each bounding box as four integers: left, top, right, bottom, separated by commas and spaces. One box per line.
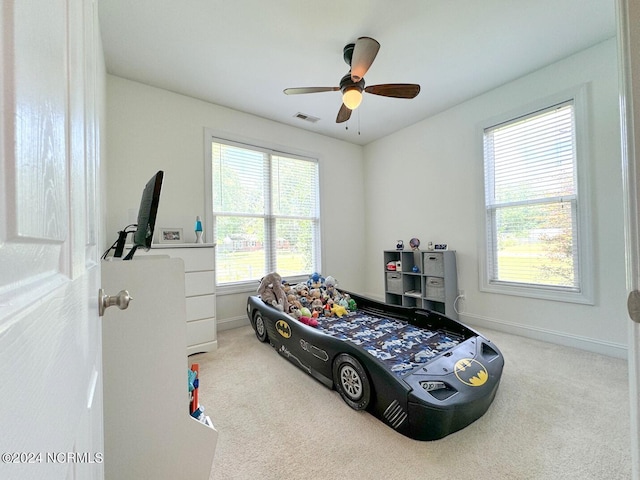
481, 88, 593, 304
206, 136, 320, 289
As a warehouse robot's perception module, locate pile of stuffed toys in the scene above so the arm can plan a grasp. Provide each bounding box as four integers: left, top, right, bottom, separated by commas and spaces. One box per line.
257, 272, 357, 328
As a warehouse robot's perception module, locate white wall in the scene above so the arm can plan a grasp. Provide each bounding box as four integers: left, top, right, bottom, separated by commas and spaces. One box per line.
105, 39, 628, 356
363, 39, 627, 357
105, 76, 366, 328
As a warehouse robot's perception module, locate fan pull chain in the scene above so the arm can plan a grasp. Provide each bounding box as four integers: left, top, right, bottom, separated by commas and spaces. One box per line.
343, 110, 361, 134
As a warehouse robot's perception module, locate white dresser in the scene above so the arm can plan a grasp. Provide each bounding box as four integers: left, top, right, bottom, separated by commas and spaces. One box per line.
134, 244, 217, 355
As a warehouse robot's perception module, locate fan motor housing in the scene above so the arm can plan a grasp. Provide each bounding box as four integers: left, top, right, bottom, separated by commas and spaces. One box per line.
343, 43, 355, 66
340, 73, 364, 93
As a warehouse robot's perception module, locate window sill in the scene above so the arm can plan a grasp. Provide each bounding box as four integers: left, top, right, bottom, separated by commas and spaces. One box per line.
216, 283, 257, 296
216, 274, 308, 296
480, 281, 594, 305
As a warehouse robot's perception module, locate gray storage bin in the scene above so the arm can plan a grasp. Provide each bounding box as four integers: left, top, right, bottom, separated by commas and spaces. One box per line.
386, 272, 403, 295
425, 276, 445, 301
423, 252, 444, 277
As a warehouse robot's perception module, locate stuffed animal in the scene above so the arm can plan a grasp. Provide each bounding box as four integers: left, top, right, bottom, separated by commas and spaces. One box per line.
331, 304, 349, 318
287, 295, 302, 314
298, 316, 318, 327
307, 272, 324, 289
257, 272, 289, 312
289, 303, 318, 327
344, 293, 358, 312
347, 298, 357, 311
311, 298, 324, 314
324, 275, 338, 297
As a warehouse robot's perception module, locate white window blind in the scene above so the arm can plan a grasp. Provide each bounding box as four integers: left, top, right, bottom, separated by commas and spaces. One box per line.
484, 101, 582, 293
211, 139, 320, 286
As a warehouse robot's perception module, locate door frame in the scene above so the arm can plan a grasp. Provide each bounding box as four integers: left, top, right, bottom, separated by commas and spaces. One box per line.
616, 0, 640, 478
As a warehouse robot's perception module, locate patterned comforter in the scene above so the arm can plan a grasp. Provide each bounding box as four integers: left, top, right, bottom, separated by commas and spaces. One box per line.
315, 311, 463, 377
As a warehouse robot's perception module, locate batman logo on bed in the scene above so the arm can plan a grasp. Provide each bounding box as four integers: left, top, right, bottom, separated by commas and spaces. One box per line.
454, 358, 488, 386
276, 320, 291, 339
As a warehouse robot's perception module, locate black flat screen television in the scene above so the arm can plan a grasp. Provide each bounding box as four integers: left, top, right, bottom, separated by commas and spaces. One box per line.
108, 170, 164, 260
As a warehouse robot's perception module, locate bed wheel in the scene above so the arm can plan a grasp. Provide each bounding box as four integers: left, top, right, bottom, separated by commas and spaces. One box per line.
253, 311, 268, 342
333, 353, 371, 411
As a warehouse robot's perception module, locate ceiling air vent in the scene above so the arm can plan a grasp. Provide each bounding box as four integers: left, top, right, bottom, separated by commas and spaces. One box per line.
294, 112, 320, 123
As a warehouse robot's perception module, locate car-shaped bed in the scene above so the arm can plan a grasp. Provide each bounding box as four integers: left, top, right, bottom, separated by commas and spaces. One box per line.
246, 290, 504, 441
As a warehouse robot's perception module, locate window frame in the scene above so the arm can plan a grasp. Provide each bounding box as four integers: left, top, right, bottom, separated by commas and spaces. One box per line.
478, 85, 594, 305
204, 130, 322, 294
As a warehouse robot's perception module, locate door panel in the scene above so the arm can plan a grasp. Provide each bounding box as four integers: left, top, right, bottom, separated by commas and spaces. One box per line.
0, 1, 104, 479
0, 0, 69, 318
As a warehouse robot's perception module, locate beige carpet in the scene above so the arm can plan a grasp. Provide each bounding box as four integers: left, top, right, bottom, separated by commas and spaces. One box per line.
192, 325, 631, 480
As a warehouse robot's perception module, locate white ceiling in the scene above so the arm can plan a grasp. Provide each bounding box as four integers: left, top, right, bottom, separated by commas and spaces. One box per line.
98, 0, 616, 146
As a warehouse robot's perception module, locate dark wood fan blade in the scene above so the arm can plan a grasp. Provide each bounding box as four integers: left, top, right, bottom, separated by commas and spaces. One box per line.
336, 103, 352, 123
364, 83, 421, 99
283, 87, 340, 95
350, 37, 380, 83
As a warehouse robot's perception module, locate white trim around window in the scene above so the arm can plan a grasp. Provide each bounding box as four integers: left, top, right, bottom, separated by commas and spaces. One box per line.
204, 128, 322, 294
478, 84, 594, 305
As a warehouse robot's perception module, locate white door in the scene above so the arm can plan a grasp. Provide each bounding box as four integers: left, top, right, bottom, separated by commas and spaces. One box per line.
618, 1, 640, 479
0, 1, 104, 479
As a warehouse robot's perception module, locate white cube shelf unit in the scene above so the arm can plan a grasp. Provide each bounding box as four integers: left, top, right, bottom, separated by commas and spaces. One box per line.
383, 249, 458, 319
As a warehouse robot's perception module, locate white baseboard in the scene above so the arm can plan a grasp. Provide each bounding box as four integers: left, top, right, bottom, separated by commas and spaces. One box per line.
461, 312, 628, 359
217, 315, 250, 332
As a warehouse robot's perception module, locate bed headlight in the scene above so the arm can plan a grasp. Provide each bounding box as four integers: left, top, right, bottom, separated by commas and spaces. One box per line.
420, 381, 447, 392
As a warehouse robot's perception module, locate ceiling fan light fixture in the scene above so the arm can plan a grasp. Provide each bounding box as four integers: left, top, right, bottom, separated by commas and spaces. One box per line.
283, 37, 420, 124
342, 87, 363, 110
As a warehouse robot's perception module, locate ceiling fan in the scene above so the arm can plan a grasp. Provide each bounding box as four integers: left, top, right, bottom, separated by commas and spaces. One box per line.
283, 37, 421, 124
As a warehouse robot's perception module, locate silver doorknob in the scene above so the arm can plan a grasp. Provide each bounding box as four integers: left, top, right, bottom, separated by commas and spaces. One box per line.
99, 288, 133, 317
628, 290, 640, 324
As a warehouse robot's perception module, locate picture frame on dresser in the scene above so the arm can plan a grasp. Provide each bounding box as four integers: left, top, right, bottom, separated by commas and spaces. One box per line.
159, 227, 183, 243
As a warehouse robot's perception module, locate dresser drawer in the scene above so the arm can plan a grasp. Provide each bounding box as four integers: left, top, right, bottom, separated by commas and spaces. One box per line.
186, 318, 216, 348
186, 294, 216, 322
185, 270, 215, 297
168, 247, 215, 272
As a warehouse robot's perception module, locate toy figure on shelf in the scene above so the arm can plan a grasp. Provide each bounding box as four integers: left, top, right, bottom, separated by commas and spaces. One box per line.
410, 237, 420, 250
